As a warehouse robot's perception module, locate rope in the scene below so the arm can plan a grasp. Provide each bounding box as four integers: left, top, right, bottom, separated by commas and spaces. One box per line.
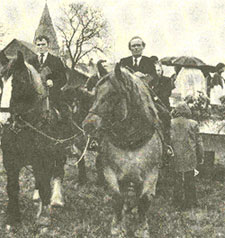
71, 119, 85, 133
73, 136, 90, 166
19, 119, 90, 167
18, 116, 78, 145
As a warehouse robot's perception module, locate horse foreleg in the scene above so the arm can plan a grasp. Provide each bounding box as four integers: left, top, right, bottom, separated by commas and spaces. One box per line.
51, 177, 64, 207
5, 167, 20, 225
138, 166, 159, 220
33, 170, 41, 202
38, 172, 52, 207
104, 167, 123, 221
36, 172, 52, 227
77, 155, 87, 185
50, 153, 66, 206
95, 152, 106, 186
104, 167, 126, 236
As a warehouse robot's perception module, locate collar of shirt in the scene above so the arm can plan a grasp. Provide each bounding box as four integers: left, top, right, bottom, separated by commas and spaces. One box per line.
38, 52, 48, 64
133, 56, 142, 66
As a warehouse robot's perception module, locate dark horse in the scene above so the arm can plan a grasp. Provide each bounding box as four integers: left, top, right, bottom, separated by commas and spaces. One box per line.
0, 52, 76, 226
83, 66, 163, 235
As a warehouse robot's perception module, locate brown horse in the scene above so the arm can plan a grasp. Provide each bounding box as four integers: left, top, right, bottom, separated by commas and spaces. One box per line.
82, 65, 163, 235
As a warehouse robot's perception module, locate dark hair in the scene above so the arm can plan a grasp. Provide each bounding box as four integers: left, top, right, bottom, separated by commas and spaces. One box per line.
97, 60, 108, 77
35, 35, 50, 44
215, 63, 225, 73
149, 55, 159, 64
128, 36, 146, 50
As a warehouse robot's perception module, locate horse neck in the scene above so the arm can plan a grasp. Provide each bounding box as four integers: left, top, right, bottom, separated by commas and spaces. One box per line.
118, 76, 158, 130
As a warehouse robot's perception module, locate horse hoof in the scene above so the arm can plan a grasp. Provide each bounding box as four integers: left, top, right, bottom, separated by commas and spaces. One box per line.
5, 224, 19, 233
36, 216, 51, 227
40, 227, 49, 235
50, 199, 64, 208
134, 220, 150, 238
36, 205, 51, 227
111, 217, 126, 237
33, 189, 40, 202
51, 178, 64, 207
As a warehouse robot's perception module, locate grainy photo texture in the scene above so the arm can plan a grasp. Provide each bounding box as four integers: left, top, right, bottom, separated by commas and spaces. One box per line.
0, 0, 224, 237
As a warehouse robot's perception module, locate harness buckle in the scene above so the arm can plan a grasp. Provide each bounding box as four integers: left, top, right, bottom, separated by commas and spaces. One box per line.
9, 123, 21, 134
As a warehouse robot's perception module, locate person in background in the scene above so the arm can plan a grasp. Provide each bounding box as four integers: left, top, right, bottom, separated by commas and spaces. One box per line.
153, 60, 175, 110
83, 59, 108, 96
170, 102, 204, 210
171, 65, 181, 85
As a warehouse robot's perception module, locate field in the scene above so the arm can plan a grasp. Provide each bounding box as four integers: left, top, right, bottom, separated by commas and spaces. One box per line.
0, 150, 224, 238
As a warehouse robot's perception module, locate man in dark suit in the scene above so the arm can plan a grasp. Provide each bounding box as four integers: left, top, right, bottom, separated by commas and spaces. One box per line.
120, 37, 174, 161
119, 36, 158, 88
28, 35, 67, 207
28, 35, 67, 109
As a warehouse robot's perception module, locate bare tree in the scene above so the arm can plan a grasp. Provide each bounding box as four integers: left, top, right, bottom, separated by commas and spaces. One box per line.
0, 23, 7, 46
57, 3, 110, 69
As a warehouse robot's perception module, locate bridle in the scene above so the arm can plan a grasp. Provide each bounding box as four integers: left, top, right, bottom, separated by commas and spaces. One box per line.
87, 86, 129, 136
0, 67, 78, 143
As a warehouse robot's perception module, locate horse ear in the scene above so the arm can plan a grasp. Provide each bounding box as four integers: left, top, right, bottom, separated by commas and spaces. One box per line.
16, 51, 25, 67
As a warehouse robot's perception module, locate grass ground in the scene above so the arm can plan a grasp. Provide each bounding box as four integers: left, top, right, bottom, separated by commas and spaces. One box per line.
0, 150, 224, 238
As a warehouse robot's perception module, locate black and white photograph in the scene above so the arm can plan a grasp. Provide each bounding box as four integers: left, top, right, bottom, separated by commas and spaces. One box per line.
0, 0, 224, 237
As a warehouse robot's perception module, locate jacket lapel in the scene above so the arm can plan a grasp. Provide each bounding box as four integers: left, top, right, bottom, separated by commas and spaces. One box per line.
42, 53, 51, 67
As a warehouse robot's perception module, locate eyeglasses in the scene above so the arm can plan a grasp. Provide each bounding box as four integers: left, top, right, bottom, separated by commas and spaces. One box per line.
36, 43, 47, 47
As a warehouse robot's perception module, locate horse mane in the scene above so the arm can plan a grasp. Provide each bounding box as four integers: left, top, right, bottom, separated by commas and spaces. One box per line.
25, 62, 47, 99
114, 65, 159, 121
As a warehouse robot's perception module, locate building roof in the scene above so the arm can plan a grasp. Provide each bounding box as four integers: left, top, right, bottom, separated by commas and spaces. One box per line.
2, 38, 36, 60
34, 3, 59, 56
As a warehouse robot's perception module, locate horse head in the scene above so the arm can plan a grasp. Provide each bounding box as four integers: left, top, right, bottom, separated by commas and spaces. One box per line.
0, 51, 46, 125
82, 66, 130, 137
82, 65, 159, 140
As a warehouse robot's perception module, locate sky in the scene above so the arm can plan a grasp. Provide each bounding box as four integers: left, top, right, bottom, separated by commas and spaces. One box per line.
0, 0, 225, 65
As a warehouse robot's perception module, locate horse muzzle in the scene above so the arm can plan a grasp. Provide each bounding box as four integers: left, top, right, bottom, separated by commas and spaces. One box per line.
82, 113, 102, 136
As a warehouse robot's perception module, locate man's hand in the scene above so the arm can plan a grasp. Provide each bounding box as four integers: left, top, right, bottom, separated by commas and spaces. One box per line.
134, 71, 146, 78
46, 79, 53, 87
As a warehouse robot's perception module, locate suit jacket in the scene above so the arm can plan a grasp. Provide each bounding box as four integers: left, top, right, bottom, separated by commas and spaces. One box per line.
119, 56, 158, 88
171, 117, 204, 173
154, 76, 174, 109
28, 53, 67, 104
119, 56, 156, 75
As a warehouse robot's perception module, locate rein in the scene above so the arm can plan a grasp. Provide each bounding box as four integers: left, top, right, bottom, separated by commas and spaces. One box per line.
18, 116, 90, 166
18, 116, 81, 145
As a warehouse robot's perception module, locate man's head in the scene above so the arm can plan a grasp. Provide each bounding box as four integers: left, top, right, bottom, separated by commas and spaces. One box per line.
35, 35, 50, 54
155, 62, 163, 77
128, 36, 145, 57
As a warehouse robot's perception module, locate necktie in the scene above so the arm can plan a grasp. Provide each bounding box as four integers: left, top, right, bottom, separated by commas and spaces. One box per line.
134, 58, 138, 71
40, 53, 44, 64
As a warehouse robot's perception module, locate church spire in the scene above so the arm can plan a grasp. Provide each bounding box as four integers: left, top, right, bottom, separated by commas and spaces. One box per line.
34, 3, 59, 55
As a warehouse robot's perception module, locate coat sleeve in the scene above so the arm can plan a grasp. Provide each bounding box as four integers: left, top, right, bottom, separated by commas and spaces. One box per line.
51, 57, 67, 90
146, 61, 159, 89
194, 123, 204, 164
85, 75, 98, 91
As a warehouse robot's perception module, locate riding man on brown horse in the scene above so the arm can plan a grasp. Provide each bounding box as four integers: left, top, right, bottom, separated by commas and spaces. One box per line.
119, 36, 173, 157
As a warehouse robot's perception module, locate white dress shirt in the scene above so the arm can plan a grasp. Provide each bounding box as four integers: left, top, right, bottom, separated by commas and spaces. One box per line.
38, 52, 48, 64
132, 56, 142, 66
